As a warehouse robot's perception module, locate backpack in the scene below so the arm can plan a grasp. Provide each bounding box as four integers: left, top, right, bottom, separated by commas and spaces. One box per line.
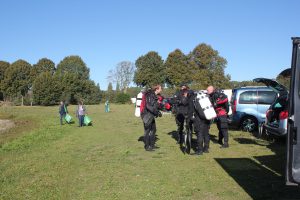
214, 91, 230, 114
140, 92, 147, 114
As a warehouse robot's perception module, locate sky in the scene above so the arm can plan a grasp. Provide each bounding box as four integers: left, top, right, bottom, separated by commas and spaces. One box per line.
0, 0, 299, 90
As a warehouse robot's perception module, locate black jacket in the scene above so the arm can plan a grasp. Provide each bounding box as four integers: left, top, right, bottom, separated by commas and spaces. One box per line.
142, 90, 159, 118
174, 89, 193, 116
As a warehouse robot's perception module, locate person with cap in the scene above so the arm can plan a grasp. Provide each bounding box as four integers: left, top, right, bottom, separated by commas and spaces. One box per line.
207, 85, 229, 148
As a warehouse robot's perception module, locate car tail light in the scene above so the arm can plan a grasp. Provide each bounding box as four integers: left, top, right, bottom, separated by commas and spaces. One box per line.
232, 100, 237, 114
279, 110, 288, 120
266, 110, 272, 118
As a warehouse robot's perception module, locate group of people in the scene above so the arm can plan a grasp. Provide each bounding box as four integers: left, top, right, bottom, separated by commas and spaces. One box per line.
140, 83, 229, 155
59, 100, 87, 127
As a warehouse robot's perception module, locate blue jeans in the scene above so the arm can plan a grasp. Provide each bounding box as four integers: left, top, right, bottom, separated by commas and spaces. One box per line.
60, 114, 65, 125
79, 115, 84, 127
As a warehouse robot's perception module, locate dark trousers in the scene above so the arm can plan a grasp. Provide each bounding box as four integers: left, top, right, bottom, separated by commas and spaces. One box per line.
60, 114, 65, 125
194, 117, 210, 152
144, 119, 156, 149
79, 115, 84, 127
216, 116, 229, 144
176, 114, 185, 143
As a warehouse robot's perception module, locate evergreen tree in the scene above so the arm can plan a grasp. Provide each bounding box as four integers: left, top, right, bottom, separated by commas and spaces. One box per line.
134, 51, 165, 87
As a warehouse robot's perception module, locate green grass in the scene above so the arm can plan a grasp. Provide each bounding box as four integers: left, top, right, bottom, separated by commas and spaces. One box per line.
1, 104, 300, 200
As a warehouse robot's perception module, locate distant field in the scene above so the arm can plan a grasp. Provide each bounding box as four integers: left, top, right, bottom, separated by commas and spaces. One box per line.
0, 104, 300, 200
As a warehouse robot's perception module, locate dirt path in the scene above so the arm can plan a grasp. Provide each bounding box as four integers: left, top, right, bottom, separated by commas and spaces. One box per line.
0, 119, 15, 133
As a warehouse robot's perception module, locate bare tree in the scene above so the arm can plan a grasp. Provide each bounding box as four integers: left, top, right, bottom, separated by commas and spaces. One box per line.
107, 61, 135, 93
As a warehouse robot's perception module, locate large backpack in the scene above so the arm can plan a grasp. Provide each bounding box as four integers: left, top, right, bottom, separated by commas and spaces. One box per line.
140, 92, 147, 114
215, 91, 229, 113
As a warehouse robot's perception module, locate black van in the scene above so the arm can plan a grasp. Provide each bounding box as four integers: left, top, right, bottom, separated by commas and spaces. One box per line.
286, 37, 300, 185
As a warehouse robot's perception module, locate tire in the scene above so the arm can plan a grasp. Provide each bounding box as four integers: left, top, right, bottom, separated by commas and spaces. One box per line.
240, 116, 258, 132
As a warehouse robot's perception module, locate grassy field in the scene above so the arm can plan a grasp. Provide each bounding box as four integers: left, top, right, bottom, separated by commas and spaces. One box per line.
1, 104, 300, 200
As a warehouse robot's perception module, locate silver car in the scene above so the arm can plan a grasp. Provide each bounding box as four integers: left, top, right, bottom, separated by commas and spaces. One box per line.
253, 78, 289, 137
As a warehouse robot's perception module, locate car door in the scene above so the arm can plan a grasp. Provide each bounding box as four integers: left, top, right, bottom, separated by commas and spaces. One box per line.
286, 37, 300, 185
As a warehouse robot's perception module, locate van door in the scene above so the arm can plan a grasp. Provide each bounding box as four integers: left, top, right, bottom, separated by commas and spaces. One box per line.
286, 37, 300, 185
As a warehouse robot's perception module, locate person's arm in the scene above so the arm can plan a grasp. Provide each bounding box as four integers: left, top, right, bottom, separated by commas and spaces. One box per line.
216, 96, 228, 105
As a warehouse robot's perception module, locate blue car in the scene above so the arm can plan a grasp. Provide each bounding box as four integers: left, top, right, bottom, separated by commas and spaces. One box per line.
229, 86, 278, 132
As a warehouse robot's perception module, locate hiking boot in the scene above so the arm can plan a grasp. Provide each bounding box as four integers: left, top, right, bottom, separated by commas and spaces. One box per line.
220, 144, 229, 148
146, 146, 155, 151
203, 149, 209, 153
195, 151, 203, 155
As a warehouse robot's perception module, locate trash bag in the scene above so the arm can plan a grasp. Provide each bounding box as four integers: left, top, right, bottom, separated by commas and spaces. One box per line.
84, 115, 92, 126
65, 114, 72, 123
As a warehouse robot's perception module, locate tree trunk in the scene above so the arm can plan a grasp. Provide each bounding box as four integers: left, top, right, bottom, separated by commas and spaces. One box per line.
21, 95, 24, 106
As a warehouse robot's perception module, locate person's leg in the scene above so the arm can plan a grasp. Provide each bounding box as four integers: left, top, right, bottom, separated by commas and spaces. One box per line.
220, 116, 229, 148
60, 114, 63, 125
80, 115, 84, 127
216, 118, 224, 145
176, 114, 184, 144
150, 120, 156, 149
203, 123, 210, 152
144, 123, 152, 151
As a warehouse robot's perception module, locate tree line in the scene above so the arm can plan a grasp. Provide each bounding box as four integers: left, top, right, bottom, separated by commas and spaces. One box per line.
0, 56, 102, 106
109, 43, 265, 99
1, 42, 289, 105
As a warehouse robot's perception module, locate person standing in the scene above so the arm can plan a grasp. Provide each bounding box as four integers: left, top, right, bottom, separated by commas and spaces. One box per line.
207, 86, 229, 148
76, 101, 86, 127
59, 101, 67, 125
192, 93, 211, 155
141, 84, 162, 151
174, 83, 193, 145
105, 100, 110, 113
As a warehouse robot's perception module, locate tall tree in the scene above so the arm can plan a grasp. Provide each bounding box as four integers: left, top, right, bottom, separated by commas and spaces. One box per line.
56, 56, 90, 80
107, 61, 135, 93
32, 72, 61, 105
165, 49, 195, 88
189, 43, 231, 89
0, 61, 10, 100
106, 82, 114, 102
134, 51, 165, 87
58, 73, 83, 104
0, 61, 10, 81
31, 58, 55, 81
1, 59, 32, 104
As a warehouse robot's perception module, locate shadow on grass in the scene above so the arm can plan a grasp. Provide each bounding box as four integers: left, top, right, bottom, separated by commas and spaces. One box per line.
215, 158, 300, 200
234, 134, 287, 177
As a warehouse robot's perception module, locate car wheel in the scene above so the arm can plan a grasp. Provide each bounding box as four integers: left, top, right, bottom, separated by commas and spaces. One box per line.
241, 116, 258, 132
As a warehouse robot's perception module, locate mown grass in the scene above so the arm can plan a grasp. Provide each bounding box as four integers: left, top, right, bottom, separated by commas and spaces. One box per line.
0, 104, 300, 200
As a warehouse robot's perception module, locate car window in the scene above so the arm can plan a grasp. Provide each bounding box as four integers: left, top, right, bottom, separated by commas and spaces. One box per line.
257, 91, 277, 104
239, 91, 257, 104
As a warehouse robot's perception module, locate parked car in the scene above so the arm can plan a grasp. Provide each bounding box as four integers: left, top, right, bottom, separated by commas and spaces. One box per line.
253, 78, 289, 137
229, 86, 278, 132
